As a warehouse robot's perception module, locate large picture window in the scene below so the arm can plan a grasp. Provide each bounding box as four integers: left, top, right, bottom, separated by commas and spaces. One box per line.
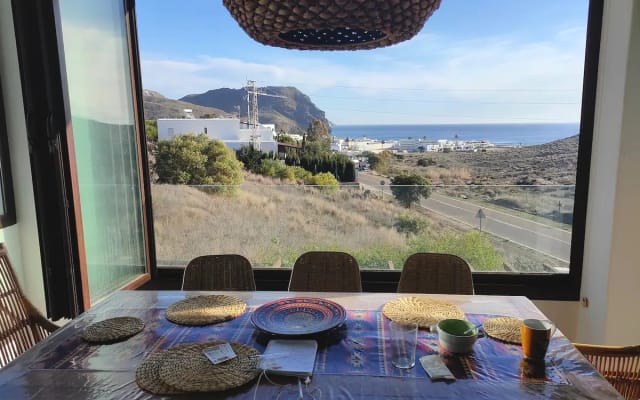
136, 0, 602, 300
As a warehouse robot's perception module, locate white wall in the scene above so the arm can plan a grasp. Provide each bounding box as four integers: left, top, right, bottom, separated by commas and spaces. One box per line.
0, 1, 46, 311
533, 0, 640, 345
158, 118, 240, 140
600, 0, 640, 345
157, 118, 278, 152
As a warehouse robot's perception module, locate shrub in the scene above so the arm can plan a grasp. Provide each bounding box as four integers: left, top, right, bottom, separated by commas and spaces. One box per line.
417, 158, 435, 167
289, 153, 356, 182
258, 159, 282, 177
430, 231, 503, 271
155, 134, 243, 192
237, 145, 265, 173
394, 214, 427, 237
307, 172, 339, 192
145, 120, 158, 142
290, 166, 312, 183
390, 173, 432, 208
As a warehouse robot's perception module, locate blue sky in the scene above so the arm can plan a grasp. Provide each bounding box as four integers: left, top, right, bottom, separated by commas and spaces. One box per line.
136, 0, 589, 125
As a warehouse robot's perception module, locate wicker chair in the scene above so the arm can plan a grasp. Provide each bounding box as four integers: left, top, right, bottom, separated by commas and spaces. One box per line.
573, 343, 640, 400
289, 251, 362, 292
182, 254, 256, 291
0, 244, 58, 368
398, 253, 474, 294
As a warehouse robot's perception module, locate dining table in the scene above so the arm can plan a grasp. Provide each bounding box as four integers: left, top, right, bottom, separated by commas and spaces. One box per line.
0, 290, 623, 399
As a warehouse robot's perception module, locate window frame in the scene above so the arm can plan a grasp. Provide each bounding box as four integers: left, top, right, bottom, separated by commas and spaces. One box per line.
11, 0, 156, 318
151, 0, 603, 301
0, 78, 16, 228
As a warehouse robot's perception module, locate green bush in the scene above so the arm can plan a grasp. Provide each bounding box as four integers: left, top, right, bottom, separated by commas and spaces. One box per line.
288, 153, 356, 182
390, 173, 432, 208
145, 120, 158, 142
307, 172, 339, 192
237, 145, 265, 173
290, 166, 312, 183
430, 231, 503, 271
394, 214, 427, 237
258, 159, 282, 177
276, 166, 296, 182
367, 150, 393, 174
155, 134, 243, 192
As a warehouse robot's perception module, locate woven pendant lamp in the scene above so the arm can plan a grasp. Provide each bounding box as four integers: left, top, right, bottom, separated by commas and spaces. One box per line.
223, 0, 442, 51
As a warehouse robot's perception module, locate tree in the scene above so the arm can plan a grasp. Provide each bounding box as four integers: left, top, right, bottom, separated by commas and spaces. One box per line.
390, 173, 431, 208
145, 120, 158, 142
202, 138, 244, 192
302, 118, 331, 158
394, 214, 427, 237
367, 150, 393, 174
275, 130, 298, 145
237, 145, 265, 173
155, 134, 244, 192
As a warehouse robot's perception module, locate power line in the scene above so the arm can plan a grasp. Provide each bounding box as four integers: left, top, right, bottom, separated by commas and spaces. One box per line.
309, 94, 579, 105
253, 81, 580, 93
330, 108, 571, 122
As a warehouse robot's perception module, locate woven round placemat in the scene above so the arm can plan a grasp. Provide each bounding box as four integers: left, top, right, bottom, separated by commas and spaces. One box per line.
158, 342, 260, 392
80, 317, 144, 344
382, 296, 465, 328
136, 348, 186, 395
483, 317, 522, 344
165, 295, 247, 326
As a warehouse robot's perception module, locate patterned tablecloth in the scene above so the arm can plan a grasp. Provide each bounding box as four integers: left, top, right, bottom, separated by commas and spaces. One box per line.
30, 308, 568, 385
0, 291, 623, 400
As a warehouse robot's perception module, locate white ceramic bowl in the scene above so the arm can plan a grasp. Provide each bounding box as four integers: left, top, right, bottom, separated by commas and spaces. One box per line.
437, 319, 478, 354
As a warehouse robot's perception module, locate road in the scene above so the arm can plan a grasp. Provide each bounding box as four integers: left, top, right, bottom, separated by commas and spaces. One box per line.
357, 173, 571, 263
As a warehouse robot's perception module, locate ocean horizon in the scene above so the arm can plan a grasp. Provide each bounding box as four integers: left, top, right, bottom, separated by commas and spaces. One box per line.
331, 123, 580, 146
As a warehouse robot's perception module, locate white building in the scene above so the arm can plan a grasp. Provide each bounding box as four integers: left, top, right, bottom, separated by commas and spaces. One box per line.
157, 118, 277, 152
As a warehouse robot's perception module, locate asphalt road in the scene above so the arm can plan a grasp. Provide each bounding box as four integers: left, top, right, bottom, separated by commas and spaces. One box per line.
357, 172, 571, 263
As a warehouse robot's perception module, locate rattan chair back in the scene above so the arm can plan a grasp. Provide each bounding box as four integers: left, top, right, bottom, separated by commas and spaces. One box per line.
398, 253, 474, 294
289, 251, 362, 292
182, 255, 255, 291
574, 343, 640, 400
0, 244, 58, 368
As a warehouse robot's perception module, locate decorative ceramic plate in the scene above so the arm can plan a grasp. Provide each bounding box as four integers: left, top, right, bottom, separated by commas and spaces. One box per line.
251, 297, 347, 336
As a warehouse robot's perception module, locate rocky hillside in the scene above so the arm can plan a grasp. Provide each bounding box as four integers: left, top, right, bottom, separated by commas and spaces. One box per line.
180, 86, 329, 134
451, 135, 579, 185
143, 90, 231, 120
392, 135, 579, 186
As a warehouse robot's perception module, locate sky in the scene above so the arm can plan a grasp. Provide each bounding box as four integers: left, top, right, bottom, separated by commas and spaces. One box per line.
136, 0, 589, 125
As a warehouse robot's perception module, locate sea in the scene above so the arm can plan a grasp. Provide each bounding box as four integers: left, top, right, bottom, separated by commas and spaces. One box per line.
331, 123, 580, 146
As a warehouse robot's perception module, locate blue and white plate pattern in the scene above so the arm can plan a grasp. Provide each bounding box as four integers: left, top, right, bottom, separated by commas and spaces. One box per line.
251, 297, 347, 336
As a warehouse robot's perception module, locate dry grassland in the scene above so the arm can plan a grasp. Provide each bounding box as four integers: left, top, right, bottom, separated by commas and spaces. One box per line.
152, 175, 422, 268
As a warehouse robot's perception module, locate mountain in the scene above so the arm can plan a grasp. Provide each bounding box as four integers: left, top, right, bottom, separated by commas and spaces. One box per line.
143, 90, 231, 120
180, 86, 329, 134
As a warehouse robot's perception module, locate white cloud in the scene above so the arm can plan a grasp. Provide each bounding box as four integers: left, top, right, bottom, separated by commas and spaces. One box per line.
141, 30, 586, 124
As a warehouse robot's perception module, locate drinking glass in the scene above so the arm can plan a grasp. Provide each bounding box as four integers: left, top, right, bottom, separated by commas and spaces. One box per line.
389, 321, 418, 369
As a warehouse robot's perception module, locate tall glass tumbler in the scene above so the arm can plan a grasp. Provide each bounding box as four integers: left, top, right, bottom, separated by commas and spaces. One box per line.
389, 321, 418, 369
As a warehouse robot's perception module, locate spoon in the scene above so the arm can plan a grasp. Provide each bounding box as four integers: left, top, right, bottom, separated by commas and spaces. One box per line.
462, 324, 482, 335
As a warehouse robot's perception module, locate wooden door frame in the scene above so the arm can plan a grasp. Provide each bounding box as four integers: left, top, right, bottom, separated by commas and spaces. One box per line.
11, 0, 156, 318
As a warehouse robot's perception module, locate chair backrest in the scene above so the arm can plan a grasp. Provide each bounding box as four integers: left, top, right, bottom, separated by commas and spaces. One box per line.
0, 244, 57, 368
574, 343, 640, 400
289, 251, 362, 292
398, 253, 474, 294
182, 254, 256, 291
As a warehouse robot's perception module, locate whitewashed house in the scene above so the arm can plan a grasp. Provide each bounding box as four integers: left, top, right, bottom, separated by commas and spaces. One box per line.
157, 118, 277, 152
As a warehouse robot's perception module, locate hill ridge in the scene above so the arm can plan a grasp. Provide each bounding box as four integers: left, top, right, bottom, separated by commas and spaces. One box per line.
180, 86, 329, 133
